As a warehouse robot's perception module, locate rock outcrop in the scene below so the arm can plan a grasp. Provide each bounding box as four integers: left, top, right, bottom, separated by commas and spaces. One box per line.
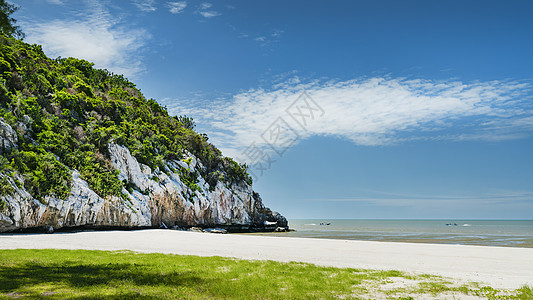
0, 143, 287, 232
0, 120, 17, 154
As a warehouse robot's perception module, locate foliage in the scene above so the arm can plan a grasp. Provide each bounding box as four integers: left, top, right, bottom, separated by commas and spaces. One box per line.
0, 32, 253, 202
176, 114, 195, 130
0, 249, 530, 299
224, 157, 253, 185
10, 150, 71, 202
0, 0, 23, 38
179, 168, 200, 191
0, 176, 14, 196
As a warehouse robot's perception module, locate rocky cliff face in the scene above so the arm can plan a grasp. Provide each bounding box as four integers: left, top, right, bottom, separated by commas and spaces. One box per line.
0, 126, 287, 232
0, 35, 287, 233
0, 120, 17, 154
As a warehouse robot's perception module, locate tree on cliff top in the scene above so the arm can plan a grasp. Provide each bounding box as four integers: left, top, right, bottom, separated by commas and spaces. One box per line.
0, 0, 23, 39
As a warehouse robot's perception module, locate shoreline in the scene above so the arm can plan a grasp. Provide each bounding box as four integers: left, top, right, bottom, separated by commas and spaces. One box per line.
239, 231, 533, 248
271, 219, 533, 248
1, 229, 532, 289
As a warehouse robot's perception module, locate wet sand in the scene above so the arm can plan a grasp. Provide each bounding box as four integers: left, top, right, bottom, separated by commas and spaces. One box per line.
1, 229, 532, 289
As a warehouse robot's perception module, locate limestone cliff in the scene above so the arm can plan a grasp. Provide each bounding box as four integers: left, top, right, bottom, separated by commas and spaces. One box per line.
0, 139, 287, 232
0, 34, 287, 233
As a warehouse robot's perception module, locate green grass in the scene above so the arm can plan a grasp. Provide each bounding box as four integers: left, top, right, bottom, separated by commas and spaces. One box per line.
0, 249, 530, 299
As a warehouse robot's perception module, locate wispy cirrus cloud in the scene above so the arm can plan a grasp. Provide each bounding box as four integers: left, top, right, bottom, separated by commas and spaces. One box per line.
45, 0, 64, 5
168, 1, 187, 14
199, 11, 221, 18
164, 76, 532, 160
133, 0, 157, 12
309, 190, 533, 217
200, 3, 212, 10
309, 191, 533, 219
313, 190, 533, 206
197, 2, 221, 18
253, 29, 284, 47
24, 1, 150, 79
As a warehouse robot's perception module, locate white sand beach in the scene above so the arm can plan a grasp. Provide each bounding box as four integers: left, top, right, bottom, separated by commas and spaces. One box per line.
1, 229, 532, 289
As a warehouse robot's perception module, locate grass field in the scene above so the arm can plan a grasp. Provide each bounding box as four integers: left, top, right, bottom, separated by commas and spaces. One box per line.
0, 249, 531, 299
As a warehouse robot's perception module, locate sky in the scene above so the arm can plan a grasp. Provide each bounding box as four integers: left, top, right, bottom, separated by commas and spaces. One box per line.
14, 0, 533, 219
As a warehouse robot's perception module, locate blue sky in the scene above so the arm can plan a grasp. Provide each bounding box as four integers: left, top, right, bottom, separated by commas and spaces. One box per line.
16, 0, 533, 219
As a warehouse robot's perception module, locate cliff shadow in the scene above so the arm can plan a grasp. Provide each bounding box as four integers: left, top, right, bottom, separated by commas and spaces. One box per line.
0, 259, 206, 298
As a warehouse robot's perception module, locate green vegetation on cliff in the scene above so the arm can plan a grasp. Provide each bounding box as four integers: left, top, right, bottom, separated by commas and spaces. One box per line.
0, 32, 251, 202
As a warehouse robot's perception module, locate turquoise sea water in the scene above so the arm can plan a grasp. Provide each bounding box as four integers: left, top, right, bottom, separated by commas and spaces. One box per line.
251, 219, 533, 248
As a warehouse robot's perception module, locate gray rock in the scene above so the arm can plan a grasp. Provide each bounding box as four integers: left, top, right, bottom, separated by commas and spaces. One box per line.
0, 213, 14, 232
203, 227, 227, 234
0, 119, 17, 153
171, 225, 186, 231
22, 115, 32, 125
271, 211, 288, 227
274, 227, 289, 232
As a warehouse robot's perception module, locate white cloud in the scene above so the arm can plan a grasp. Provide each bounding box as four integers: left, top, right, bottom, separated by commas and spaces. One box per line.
200, 3, 212, 10
271, 30, 283, 38
164, 77, 532, 161
133, 0, 157, 12
197, 2, 220, 18
46, 0, 64, 5
199, 10, 221, 18
252, 30, 283, 47
24, 1, 150, 79
168, 1, 187, 14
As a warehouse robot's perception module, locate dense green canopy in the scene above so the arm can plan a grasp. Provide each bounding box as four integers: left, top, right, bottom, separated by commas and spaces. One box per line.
0, 34, 250, 202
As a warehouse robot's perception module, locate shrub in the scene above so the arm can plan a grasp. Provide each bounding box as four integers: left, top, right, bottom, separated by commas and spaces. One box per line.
0, 176, 14, 196
12, 151, 71, 202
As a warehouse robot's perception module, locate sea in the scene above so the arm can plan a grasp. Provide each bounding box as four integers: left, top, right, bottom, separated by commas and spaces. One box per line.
249, 219, 533, 248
